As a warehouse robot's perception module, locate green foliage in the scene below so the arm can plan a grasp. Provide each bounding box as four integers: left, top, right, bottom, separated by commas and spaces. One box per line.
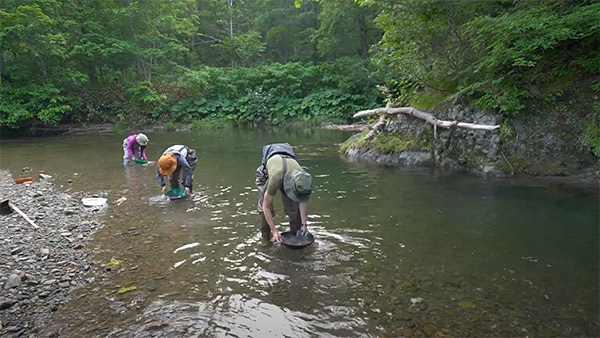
164, 121, 177, 132
0, 85, 71, 128
373, 0, 600, 114
409, 92, 439, 111
584, 113, 600, 158
463, 1, 600, 114
313, 0, 381, 59
126, 82, 166, 105
500, 119, 515, 141
190, 118, 227, 130
112, 123, 126, 133
2, 0, 597, 133
169, 58, 382, 125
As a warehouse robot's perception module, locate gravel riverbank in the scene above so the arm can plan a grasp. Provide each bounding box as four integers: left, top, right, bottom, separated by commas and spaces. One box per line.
0, 169, 105, 337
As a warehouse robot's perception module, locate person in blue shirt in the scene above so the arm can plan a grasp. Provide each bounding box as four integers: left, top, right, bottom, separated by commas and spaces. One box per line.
156, 145, 197, 194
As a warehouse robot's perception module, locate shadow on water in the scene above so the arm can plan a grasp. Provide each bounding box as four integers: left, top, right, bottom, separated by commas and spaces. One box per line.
0, 128, 598, 337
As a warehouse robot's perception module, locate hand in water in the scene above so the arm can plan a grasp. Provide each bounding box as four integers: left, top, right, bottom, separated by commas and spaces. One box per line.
185, 187, 191, 195
299, 224, 308, 236
161, 186, 167, 193
131, 157, 135, 161
271, 230, 281, 243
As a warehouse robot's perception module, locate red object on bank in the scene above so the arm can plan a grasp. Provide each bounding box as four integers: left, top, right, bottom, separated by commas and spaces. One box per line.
15, 177, 34, 184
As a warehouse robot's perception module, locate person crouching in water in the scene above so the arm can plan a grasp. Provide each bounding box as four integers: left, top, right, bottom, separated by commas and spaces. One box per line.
256, 143, 313, 243
123, 133, 149, 165
156, 145, 197, 195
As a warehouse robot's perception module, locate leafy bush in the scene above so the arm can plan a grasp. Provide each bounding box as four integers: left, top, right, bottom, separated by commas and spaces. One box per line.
500, 119, 515, 141
126, 81, 167, 105
190, 118, 228, 130
0, 85, 71, 128
374, 0, 600, 114
112, 123, 126, 133
164, 122, 177, 132
170, 58, 383, 125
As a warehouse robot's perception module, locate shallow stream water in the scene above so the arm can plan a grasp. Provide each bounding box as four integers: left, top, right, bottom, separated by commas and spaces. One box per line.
1, 128, 598, 337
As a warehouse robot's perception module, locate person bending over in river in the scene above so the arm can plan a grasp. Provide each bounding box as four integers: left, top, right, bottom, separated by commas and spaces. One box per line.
255, 143, 313, 243
156, 145, 197, 195
122, 133, 149, 165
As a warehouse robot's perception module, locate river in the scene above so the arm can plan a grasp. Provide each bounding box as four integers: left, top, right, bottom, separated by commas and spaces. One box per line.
1, 127, 598, 337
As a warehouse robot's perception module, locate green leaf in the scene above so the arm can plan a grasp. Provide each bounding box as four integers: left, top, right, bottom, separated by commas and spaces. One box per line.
117, 286, 137, 294
106, 258, 123, 267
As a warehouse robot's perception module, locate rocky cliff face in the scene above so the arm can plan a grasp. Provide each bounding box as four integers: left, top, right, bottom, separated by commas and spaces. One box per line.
342, 105, 598, 180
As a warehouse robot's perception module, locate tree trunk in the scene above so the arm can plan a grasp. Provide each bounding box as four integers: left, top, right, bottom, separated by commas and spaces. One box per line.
0, 52, 5, 85
229, 0, 234, 69
88, 61, 98, 86
36, 56, 49, 85
359, 13, 368, 58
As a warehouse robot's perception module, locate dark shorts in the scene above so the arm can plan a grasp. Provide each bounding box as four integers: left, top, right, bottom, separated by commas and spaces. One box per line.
255, 165, 301, 239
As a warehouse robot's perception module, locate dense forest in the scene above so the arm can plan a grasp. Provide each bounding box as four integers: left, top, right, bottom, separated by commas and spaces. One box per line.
1, 0, 598, 148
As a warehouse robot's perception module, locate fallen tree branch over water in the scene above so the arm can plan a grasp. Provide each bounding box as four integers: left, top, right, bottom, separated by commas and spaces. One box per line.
354, 106, 500, 140
320, 123, 368, 131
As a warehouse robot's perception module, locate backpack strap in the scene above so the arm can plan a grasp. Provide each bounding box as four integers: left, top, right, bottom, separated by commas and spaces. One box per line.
282, 156, 288, 177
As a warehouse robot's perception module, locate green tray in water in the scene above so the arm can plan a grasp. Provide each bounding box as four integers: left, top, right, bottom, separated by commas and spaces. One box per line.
134, 159, 148, 164
165, 188, 186, 200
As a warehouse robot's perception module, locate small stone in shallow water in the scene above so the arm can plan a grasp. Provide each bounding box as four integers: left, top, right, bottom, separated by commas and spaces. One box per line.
399, 328, 413, 337
423, 323, 437, 336
458, 300, 475, 308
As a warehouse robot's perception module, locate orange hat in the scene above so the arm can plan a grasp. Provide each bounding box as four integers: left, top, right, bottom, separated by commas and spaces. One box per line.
158, 153, 177, 175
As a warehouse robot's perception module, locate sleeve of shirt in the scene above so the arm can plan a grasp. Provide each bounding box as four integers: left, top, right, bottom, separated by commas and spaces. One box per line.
179, 156, 194, 188
265, 171, 282, 196
156, 165, 165, 186
126, 135, 136, 158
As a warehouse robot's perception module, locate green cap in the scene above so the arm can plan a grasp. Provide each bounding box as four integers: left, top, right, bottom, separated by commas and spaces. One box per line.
283, 170, 313, 203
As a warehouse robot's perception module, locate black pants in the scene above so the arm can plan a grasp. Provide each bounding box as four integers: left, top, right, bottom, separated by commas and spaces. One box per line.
169, 148, 197, 192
